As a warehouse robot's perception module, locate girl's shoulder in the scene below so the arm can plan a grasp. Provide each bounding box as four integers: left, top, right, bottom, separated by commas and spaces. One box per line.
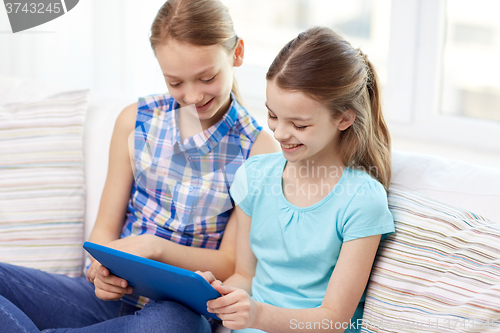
135, 93, 176, 129
344, 167, 385, 187
114, 102, 139, 136
231, 100, 263, 142
245, 151, 283, 167
239, 152, 283, 180
339, 167, 394, 241
341, 167, 389, 208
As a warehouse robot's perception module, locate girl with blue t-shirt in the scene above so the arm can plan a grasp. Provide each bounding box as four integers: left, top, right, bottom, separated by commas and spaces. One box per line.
0, 0, 277, 332
199, 27, 395, 333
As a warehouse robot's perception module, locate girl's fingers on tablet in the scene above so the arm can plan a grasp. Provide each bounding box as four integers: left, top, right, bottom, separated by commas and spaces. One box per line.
211, 295, 257, 330
100, 266, 109, 277
86, 268, 95, 283
86, 260, 102, 283
212, 282, 236, 295
94, 288, 126, 301
94, 278, 133, 300
210, 280, 223, 288
94, 272, 133, 292
209, 302, 239, 315
207, 291, 240, 310
96, 268, 128, 288
195, 270, 216, 283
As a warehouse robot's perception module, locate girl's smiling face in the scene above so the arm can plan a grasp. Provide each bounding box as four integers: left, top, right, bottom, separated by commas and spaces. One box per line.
266, 79, 354, 166
155, 39, 243, 129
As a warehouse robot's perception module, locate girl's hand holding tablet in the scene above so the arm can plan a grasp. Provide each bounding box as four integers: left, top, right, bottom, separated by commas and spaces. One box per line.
207, 283, 258, 330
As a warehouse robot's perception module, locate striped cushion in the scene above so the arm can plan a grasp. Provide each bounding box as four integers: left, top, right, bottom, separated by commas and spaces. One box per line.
0, 90, 89, 277
363, 189, 500, 332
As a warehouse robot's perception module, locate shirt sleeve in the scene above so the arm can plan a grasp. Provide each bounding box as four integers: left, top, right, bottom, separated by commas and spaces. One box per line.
341, 180, 395, 242
229, 156, 258, 217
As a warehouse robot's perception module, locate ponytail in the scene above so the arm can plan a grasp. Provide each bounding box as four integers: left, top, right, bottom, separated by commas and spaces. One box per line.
231, 76, 244, 106
344, 57, 391, 190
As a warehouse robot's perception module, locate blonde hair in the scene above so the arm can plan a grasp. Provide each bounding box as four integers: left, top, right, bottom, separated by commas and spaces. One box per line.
150, 0, 243, 104
267, 27, 391, 190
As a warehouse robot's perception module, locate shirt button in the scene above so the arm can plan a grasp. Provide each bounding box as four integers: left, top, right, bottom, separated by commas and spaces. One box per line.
189, 186, 194, 191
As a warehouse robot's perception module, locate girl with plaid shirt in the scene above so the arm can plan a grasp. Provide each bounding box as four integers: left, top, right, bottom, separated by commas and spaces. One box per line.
0, 0, 277, 332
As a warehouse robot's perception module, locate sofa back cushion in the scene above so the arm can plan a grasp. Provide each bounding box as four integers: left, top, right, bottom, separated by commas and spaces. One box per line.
391, 150, 500, 222
0, 87, 89, 277
83, 95, 133, 240
363, 189, 500, 332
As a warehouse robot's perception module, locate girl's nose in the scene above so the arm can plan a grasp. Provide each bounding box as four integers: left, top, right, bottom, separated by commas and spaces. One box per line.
272, 122, 291, 142
184, 87, 203, 106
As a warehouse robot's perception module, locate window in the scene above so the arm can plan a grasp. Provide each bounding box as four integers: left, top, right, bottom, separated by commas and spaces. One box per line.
441, 0, 500, 123
223, 0, 500, 159
383, 0, 500, 155
221, 0, 391, 125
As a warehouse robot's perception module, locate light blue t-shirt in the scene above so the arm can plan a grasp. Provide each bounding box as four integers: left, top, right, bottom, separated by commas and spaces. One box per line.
229, 152, 395, 333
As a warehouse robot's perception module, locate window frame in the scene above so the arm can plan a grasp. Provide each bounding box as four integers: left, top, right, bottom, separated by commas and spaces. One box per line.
385, 0, 500, 153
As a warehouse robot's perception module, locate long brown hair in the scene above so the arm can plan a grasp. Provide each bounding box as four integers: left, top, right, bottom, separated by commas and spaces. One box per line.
267, 27, 391, 190
150, 0, 243, 104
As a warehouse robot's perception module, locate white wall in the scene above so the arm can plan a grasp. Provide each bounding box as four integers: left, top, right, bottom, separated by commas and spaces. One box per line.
0, 0, 166, 97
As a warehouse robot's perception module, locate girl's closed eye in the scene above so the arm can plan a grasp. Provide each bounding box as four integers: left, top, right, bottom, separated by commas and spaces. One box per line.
168, 82, 182, 88
293, 124, 307, 130
268, 112, 277, 119
201, 75, 216, 83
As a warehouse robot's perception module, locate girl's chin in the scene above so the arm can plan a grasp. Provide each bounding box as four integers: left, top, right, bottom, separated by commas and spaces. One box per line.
195, 97, 215, 113
197, 109, 219, 121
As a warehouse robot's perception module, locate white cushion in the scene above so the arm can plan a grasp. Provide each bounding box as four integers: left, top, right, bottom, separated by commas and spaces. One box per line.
0, 88, 89, 277
363, 189, 500, 332
391, 150, 500, 222
0, 76, 67, 105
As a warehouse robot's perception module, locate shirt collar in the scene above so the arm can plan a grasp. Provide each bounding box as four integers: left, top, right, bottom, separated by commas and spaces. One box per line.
171, 93, 239, 156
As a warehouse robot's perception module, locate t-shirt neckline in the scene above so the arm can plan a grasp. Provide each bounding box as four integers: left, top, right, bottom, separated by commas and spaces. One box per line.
278, 155, 348, 212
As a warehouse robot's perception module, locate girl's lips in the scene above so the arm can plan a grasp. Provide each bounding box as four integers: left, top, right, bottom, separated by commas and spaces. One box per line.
196, 98, 214, 113
280, 143, 303, 152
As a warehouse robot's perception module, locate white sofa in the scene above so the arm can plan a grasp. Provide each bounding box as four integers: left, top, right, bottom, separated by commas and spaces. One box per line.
83, 94, 134, 240
2, 76, 500, 332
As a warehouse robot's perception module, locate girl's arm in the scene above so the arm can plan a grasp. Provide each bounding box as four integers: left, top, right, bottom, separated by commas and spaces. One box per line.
249, 129, 279, 157
86, 102, 138, 300
108, 209, 238, 281
206, 129, 277, 284
209, 234, 382, 333
203, 204, 258, 324
221, 205, 257, 293
88, 102, 137, 246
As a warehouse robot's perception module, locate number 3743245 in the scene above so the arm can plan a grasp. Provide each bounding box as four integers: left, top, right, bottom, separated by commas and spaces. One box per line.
5, 2, 61, 14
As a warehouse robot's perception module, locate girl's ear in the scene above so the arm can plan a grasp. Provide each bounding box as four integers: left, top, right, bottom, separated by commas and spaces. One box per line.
337, 109, 356, 131
233, 38, 244, 67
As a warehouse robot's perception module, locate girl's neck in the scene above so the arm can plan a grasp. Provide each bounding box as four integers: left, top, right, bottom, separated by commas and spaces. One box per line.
282, 154, 346, 208
284, 159, 345, 183
285, 148, 344, 179
177, 95, 232, 142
